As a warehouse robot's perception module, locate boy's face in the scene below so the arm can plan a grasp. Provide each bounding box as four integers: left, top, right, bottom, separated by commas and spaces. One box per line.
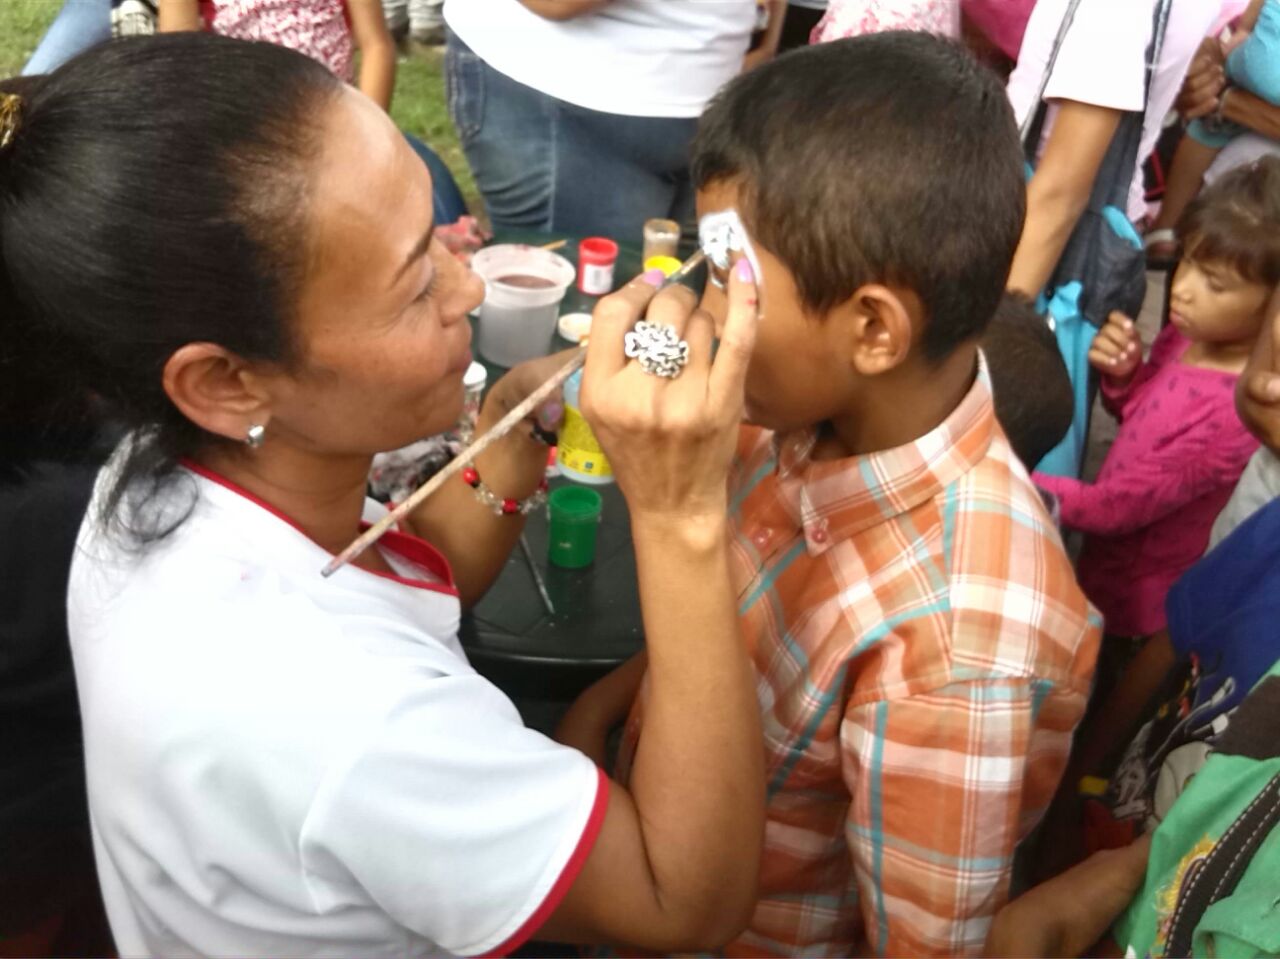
695, 182, 861, 433
1169, 252, 1271, 345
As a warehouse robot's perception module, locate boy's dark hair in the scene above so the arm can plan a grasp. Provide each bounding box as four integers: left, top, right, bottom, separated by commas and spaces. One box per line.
982, 293, 1072, 469
1179, 155, 1280, 287
691, 32, 1026, 363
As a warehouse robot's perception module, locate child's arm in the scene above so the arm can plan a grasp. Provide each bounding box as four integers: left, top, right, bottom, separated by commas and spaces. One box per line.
984, 834, 1153, 959
555, 652, 647, 767
1032, 419, 1254, 538
157, 0, 202, 32
348, 0, 396, 112
841, 676, 1089, 956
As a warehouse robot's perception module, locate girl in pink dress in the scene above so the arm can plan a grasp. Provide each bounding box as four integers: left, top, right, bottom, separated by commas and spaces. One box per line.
1034, 159, 1280, 637
159, 0, 396, 110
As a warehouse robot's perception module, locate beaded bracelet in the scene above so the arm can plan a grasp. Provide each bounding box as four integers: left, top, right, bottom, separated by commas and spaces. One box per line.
462, 464, 549, 516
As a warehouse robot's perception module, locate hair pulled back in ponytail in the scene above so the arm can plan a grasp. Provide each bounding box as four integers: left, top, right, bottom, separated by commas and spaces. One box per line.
0, 33, 341, 536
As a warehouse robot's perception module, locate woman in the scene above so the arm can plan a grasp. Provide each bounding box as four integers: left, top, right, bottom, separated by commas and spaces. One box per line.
0, 35, 764, 956
1003, 0, 1222, 476
443, 0, 759, 242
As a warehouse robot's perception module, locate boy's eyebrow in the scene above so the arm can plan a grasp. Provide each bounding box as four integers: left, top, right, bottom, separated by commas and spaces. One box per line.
392, 222, 437, 287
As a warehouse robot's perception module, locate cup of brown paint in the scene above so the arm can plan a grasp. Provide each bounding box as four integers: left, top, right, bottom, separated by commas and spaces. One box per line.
472, 244, 576, 367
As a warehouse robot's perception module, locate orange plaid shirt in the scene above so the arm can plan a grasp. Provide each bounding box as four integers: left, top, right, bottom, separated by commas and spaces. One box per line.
618, 369, 1101, 957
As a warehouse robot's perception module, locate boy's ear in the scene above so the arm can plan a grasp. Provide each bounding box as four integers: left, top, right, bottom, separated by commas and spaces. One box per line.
841, 284, 918, 376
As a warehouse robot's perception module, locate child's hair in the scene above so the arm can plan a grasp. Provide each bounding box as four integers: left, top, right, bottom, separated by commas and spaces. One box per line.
982, 294, 1073, 470
1178, 155, 1280, 287
691, 32, 1026, 363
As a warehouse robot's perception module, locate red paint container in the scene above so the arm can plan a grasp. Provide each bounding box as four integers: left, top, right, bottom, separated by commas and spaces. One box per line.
577, 237, 619, 295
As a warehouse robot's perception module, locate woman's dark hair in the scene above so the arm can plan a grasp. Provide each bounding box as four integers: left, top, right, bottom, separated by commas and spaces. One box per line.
0, 34, 341, 535
691, 32, 1026, 363
1178, 155, 1280, 288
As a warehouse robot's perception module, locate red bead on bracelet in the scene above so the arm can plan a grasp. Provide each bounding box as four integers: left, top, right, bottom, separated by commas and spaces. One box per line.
462, 463, 549, 517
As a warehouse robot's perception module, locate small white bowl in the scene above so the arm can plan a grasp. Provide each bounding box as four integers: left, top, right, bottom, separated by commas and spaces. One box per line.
557, 312, 593, 343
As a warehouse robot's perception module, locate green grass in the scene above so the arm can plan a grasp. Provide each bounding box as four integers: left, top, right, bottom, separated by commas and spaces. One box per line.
1, 0, 479, 214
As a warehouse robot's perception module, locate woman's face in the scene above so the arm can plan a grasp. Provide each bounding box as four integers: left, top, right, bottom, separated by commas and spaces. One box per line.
259, 87, 483, 459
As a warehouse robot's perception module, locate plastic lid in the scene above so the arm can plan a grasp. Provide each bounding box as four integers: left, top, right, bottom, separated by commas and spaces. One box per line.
558, 312, 593, 343
463, 361, 488, 388
643, 255, 683, 277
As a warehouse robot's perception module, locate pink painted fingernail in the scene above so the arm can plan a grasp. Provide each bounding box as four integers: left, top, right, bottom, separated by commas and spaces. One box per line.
641, 268, 665, 287
736, 257, 755, 282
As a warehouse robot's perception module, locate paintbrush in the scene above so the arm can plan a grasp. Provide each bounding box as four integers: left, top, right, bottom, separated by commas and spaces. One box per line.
322, 249, 707, 577
520, 534, 556, 616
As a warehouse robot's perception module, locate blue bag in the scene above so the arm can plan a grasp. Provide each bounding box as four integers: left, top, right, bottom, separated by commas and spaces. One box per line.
1024, 0, 1172, 477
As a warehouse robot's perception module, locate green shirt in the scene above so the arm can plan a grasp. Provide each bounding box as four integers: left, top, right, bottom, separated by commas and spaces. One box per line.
1115, 664, 1280, 958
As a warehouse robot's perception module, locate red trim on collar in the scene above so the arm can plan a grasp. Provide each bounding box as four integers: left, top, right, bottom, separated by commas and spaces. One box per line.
180, 458, 458, 597
477, 767, 611, 958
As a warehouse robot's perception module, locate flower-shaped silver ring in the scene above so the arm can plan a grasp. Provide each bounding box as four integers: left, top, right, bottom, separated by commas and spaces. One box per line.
623, 321, 690, 379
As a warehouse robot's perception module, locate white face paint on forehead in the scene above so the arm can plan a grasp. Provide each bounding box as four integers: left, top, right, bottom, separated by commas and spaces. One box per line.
698, 209, 763, 290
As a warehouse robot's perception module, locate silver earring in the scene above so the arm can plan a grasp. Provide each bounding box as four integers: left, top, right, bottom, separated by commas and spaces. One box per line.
245, 424, 266, 448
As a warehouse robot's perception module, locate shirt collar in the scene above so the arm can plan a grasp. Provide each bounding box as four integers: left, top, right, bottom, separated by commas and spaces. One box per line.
774, 359, 997, 555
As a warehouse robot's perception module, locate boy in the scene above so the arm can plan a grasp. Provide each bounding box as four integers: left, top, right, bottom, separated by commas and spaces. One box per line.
559, 34, 1100, 957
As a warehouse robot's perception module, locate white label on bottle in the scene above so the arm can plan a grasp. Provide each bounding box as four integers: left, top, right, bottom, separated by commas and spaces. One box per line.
581, 262, 615, 295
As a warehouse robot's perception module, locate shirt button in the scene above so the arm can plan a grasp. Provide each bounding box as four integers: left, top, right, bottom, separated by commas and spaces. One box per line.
810, 522, 829, 545
752, 528, 772, 548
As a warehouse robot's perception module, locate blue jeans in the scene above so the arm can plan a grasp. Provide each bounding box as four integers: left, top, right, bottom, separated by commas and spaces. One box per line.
23, 0, 112, 76
445, 30, 698, 242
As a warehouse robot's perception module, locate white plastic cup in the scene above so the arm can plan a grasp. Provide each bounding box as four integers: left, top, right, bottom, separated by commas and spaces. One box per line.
472, 245, 575, 367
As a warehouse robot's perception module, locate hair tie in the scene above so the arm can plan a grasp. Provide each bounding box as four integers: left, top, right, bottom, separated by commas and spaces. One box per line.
0, 93, 23, 151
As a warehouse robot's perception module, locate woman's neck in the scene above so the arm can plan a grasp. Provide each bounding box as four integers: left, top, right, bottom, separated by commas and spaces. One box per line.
194, 443, 383, 567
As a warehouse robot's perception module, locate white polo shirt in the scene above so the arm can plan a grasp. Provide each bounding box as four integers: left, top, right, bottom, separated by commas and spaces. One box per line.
443, 0, 754, 118
67, 456, 606, 958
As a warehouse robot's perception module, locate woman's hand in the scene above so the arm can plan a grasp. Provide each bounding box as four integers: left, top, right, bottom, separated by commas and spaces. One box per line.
482, 348, 575, 438
581, 258, 759, 528
1176, 37, 1228, 120
1089, 311, 1142, 382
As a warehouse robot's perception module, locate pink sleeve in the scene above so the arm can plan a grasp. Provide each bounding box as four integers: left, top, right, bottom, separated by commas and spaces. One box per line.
1033, 412, 1256, 537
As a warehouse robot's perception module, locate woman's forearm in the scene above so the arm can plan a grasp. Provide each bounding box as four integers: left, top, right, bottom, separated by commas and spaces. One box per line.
626, 512, 764, 945
404, 407, 549, 608
1007, 101, 1122, 298
1007, 178, 1091, 298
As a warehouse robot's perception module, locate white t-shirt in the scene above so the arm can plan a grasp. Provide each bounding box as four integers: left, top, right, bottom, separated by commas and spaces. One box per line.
1007, 0, 1223, 221
67, 456, 606, 958
443, 0, 755, 118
